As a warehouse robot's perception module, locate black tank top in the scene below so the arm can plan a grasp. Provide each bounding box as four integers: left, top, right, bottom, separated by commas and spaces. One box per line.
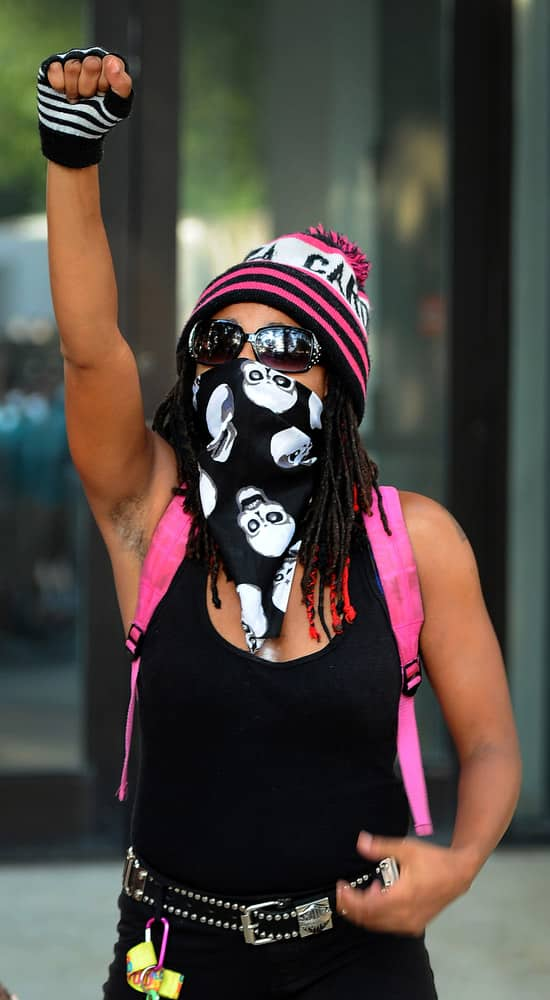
131, 544, 409, 895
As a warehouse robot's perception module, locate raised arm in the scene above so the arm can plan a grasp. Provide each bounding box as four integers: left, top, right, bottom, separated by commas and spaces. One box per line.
42, 52, 175, 527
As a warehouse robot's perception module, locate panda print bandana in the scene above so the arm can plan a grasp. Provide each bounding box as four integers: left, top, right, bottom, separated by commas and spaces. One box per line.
193, 358, 323, 653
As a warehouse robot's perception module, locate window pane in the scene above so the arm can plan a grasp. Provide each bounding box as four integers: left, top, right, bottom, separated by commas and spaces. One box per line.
178, 0, 452, 769
508, 0, 550, 824
0, 0, 88, 772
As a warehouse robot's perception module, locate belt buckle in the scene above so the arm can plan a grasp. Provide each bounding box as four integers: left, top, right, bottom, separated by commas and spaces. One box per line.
295, 897, 333, 938
241, 900, 282, 945
241, 894, 334, 944
377, 856, 400, 889
123, 846, 149, 901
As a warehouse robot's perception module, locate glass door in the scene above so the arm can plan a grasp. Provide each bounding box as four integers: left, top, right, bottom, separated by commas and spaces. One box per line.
0, 0, 89, 850
178, 0, 453, 780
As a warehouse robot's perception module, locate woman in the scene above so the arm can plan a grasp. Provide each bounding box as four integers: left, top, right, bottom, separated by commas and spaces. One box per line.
38, 49, 521, 999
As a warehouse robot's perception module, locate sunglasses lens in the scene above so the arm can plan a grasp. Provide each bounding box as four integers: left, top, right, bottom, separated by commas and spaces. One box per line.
190, 321, 242, 365
190, 321, 318, 372
255, 327, 314, 373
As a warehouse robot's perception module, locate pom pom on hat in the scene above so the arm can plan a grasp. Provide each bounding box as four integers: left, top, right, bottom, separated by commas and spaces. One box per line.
306, 223, 371, 290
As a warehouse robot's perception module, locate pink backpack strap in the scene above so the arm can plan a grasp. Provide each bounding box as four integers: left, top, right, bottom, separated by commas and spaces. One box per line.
364, 486, 433, 836
117, 490, 193, 801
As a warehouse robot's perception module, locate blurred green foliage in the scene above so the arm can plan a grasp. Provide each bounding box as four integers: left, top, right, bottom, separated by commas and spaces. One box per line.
1, 0, 265, 220
180, 0, 266, 217
0, 0, 85, 217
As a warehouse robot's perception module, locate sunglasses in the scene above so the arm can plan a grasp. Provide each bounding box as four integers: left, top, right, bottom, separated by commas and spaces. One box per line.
188, 319, 322, 373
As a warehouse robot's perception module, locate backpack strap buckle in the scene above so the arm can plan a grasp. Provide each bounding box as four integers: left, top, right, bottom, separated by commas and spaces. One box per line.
126, 623, 144, 659
402, 656, 422, 696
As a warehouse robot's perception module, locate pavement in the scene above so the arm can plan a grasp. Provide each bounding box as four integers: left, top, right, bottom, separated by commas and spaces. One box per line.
0, 848, 548, 999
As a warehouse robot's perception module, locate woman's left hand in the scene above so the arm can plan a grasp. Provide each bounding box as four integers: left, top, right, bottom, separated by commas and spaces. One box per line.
336, 831, 477, 936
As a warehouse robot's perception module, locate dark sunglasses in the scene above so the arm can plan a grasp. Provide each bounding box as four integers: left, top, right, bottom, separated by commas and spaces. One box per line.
188, 319, 322, 374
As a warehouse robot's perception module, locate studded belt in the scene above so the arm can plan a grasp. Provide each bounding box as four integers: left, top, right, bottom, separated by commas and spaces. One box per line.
122, 846, 398, 946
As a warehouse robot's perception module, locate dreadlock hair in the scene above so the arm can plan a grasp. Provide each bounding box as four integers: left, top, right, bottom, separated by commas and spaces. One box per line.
152, 349, 391, 640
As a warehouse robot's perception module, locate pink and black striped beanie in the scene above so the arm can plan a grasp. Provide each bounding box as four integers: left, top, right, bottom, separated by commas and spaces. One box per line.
177, 224, 371, 420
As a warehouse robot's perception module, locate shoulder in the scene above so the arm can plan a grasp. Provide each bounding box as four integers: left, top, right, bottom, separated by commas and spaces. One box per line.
397, 490, 481, 602
397, 490, 467, 546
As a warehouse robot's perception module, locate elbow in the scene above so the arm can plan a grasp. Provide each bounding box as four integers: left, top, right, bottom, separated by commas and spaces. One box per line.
59, 324, 125, 370
59, 339, 92, 371
463, 737, 523, 808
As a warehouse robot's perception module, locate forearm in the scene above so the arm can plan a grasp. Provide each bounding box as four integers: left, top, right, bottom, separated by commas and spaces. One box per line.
47, 162, 121, 365
341, 744, 521, 934
450, 741, 522, 886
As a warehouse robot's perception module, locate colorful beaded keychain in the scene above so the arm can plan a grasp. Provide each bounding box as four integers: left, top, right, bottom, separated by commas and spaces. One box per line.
126, 917, 184, 998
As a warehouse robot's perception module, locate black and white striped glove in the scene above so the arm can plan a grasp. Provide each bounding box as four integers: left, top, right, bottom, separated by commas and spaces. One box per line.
37, 46, 133, 168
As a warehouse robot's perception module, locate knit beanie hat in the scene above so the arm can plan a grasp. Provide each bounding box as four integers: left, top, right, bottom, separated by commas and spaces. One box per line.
177, 224, 371, 420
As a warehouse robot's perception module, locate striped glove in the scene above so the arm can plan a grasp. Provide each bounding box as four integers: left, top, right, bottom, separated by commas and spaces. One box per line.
37, 46, 133, 168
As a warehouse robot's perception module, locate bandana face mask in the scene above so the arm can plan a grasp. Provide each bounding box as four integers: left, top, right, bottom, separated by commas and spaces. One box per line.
193, 358, 324, 652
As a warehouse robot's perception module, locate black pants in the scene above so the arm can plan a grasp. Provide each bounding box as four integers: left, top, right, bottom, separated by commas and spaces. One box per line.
103, 891, 438, 999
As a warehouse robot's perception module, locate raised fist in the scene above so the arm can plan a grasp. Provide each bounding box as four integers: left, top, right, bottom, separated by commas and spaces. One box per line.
37, 47, 134, 168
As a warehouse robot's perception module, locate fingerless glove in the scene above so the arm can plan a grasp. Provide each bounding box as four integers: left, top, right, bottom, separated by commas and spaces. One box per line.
37, 46, 133, 168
